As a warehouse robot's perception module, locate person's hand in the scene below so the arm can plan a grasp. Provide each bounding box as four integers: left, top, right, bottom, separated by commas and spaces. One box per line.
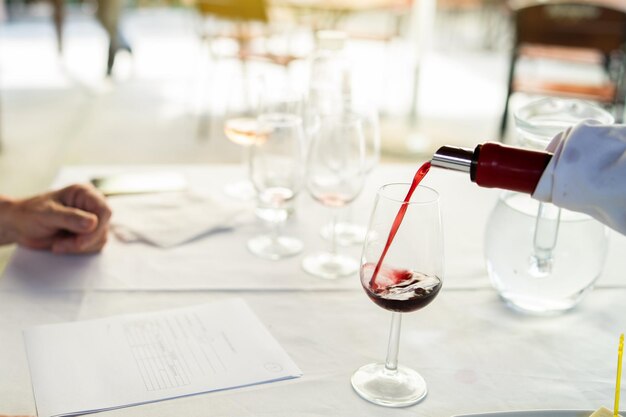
6, 184, 111, 254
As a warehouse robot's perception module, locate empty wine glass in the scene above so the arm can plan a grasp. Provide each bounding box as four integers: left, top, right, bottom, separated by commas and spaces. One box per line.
247, 113, 306, 260
352, 183, 444, 407
302, 114, 366, 279
259, 88, 304, 118
320, 104, 381, 245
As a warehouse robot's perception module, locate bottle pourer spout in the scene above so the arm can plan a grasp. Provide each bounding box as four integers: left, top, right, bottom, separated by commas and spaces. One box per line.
431, 145, 475, 173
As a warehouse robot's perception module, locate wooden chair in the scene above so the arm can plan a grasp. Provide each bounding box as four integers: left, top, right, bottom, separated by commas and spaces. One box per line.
194, 0, 301, 67
191, 0, 303, 138
500, 0, 626, 139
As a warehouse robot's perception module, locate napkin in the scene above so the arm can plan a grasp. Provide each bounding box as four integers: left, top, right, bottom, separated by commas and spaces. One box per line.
108, 191, 252, 247
533, 119, 626, 235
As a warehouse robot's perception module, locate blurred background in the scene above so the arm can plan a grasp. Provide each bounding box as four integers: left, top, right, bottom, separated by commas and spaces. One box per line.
0, 0, 624, 196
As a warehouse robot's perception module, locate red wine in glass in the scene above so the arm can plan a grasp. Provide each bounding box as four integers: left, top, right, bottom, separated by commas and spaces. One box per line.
361, 262, 442, 313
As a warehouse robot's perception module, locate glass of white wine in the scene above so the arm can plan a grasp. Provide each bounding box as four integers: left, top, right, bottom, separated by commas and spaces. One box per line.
223, 118, 266, 200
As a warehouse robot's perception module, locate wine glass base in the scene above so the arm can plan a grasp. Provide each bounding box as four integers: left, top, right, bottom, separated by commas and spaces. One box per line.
223, 180, 256, 201
320, 222, 367, 246
351, 363, 427, 408
301, 252, 358, 280
247, 235, 303, 260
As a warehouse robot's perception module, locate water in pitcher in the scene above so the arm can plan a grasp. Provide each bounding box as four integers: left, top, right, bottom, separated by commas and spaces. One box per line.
485, 191, 608, 314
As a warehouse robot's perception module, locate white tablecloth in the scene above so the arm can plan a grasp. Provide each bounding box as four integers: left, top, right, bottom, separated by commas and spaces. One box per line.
1, 164, 625, 416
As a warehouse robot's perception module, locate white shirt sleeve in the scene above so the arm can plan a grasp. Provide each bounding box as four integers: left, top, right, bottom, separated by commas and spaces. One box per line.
532, 120, 626, 235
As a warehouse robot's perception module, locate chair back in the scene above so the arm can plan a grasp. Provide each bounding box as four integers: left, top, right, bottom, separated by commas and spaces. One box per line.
195, 0, 268, 22
513, 1, 626, 54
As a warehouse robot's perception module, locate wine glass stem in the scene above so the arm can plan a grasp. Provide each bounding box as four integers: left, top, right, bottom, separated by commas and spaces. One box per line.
270, 211, 284, 244
343, 203, 353, 225
330, 208, 338, 256
384, 312, 402, 373
243, 145, 252, 181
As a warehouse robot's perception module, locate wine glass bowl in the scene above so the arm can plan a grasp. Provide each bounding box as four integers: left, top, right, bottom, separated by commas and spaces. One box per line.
360, 263, 442, 313
305, 118, 365, 206
351, 183, 443, 407
224, 118, 268, 147
319, 105, 381, 246
302, 114, 366, 279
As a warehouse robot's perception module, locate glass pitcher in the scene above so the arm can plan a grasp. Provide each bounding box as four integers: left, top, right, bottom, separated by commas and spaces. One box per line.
485, 98, 614, 314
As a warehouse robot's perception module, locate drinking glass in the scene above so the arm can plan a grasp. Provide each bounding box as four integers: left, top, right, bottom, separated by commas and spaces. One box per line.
223, 86, 303, 200
223, 118, 262, 200
259, 88, 304, 118
320, 105, 381, 245
247, 113, 306, 260
352, 183, 443, 407
302, 114, 366, 279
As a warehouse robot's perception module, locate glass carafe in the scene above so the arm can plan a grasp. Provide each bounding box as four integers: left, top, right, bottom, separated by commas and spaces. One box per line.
485, 98, 614, 314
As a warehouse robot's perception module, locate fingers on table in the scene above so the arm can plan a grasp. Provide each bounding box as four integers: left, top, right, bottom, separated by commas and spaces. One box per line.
52, 228, 109, 254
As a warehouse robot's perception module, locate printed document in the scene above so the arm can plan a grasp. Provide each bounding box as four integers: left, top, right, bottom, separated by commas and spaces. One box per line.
24, 298, 302, 417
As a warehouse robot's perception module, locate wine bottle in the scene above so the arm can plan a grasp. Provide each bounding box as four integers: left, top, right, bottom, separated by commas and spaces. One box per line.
431, 142, 553, 194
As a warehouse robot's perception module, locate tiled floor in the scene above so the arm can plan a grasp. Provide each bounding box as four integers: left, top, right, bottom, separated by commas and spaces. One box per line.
0, 6, 513, 198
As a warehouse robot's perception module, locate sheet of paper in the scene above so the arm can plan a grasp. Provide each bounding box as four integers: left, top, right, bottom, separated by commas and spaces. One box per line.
24, 298, 302, 417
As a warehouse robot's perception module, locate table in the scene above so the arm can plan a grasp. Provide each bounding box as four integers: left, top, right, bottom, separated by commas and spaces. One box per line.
1, 163, 625, 416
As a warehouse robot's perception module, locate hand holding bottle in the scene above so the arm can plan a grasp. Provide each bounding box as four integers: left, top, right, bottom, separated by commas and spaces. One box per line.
531, 120, 626, 235
432, 120, 626, 236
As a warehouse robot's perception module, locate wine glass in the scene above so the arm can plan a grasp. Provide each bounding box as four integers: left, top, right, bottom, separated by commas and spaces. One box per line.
247, 113, 306, 260
320, 104, 381, 245
351, 183, 443, 407
302, 114, 366, 279
222, 78, 266, 201
222, 119, 260, 200
259, 88, 304, 118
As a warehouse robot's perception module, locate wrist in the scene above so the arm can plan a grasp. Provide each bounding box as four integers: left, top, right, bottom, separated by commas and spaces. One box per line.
0, 196, 19, 245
